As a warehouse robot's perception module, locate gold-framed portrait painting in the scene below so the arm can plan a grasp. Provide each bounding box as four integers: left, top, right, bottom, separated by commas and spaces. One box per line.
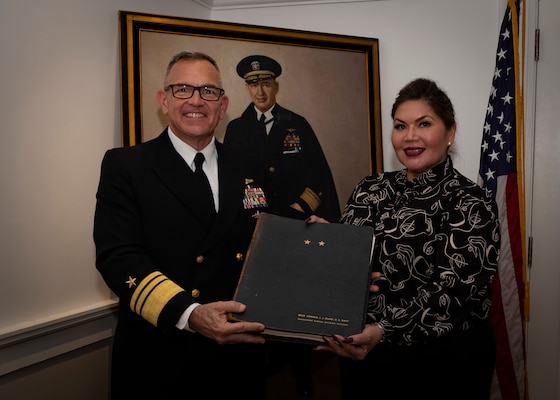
119, 10, 382, 207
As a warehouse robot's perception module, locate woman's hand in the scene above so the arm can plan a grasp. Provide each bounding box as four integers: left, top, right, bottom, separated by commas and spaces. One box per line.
305, 215, 329, 224
370, 271, 381, 293
315, 323, 384, 361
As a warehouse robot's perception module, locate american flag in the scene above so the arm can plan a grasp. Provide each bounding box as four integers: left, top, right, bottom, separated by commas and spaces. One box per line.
477, 1, 527, 399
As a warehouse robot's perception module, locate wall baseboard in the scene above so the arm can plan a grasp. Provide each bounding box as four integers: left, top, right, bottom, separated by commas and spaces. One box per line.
0, 301, 118, 376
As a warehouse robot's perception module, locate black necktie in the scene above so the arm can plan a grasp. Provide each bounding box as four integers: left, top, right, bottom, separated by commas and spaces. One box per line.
259, 114, 274, 135
194, 152, 216, 226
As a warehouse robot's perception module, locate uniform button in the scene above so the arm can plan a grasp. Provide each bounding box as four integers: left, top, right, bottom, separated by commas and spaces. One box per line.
196, 255, 204, 263
268, 166, 275, 173
191, 289, 200, 298
236, 253, 244, 261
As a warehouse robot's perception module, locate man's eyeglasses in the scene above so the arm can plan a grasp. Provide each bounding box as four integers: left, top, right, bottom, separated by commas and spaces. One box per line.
164, 84, 224, 101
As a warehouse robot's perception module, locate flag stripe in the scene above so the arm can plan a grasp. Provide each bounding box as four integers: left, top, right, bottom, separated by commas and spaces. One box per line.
491, 175, 522, 400
505, 172, 526, 400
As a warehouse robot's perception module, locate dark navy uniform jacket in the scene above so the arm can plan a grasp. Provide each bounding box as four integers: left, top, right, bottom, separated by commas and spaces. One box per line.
94, 131, 269, 398
224, 103, 341, 222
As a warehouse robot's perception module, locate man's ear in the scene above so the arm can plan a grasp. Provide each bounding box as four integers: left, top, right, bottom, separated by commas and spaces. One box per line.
157, 89, 168, 115
220, 95, 229, 120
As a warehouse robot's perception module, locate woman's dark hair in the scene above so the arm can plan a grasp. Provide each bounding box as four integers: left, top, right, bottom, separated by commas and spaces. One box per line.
391, 78, 456, 130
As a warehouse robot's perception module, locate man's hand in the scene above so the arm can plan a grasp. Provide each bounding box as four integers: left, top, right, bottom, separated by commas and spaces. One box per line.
188, 301, 266, 345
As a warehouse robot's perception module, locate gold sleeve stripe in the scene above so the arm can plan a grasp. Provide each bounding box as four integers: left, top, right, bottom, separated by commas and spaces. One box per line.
130, 271, 185, 327
300, 187, 321, 212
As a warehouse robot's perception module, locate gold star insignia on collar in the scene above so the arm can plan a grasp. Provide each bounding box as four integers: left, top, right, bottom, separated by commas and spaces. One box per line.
304, 239, 311, 245
318, 241, 326, 246
125, 276, 137, 288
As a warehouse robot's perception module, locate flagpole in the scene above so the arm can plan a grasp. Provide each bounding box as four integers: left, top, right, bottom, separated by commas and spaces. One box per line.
509, 2, 529, 398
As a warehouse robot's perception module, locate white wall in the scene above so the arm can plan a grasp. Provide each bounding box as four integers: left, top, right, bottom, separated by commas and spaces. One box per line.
0, 0, 210, 336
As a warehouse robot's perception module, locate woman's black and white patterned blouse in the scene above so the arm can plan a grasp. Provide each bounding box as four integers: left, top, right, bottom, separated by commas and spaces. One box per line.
340, 157, 500, 346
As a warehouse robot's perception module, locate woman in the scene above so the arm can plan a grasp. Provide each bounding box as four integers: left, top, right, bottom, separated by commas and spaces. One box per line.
312, 78, 500, 399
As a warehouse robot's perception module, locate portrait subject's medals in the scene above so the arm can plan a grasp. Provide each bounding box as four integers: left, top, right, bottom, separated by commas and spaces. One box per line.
283, 129, 302, 154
